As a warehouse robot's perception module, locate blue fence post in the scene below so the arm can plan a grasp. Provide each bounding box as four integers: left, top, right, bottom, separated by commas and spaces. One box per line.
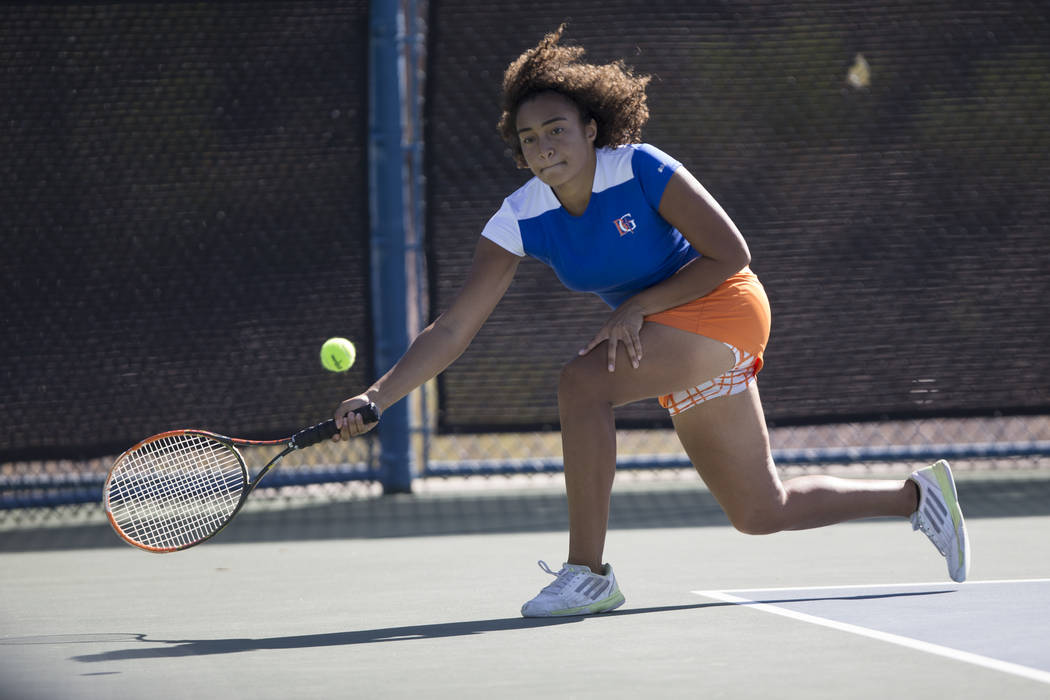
368, 0, 414, 493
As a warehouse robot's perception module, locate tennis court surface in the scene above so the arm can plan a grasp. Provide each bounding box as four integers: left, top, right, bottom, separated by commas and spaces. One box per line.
2, 471, 1049, 699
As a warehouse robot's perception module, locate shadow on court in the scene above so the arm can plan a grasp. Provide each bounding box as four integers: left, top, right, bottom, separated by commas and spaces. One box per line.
69, 590, 954, 663
2, 476, 1049, 552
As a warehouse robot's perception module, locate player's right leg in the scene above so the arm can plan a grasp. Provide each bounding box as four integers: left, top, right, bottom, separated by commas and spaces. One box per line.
556, 324, 736, 574
520, 323, 735, 617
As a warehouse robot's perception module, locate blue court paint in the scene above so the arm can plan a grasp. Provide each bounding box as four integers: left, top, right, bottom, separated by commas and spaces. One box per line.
694, 579, 1050, 685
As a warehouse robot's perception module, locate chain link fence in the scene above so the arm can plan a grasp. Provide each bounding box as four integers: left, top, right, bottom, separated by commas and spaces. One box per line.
1, 2, 374, 459
2, 1, 1048, 522
426, 0, 1049, 431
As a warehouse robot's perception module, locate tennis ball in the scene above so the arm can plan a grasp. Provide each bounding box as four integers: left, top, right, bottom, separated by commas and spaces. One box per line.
320, 337, 356, 372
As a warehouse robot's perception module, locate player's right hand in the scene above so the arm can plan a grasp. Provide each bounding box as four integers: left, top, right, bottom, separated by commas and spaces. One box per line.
333, 394, 381, 441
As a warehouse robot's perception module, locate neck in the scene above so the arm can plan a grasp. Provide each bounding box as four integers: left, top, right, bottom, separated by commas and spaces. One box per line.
553, 149, 597, 216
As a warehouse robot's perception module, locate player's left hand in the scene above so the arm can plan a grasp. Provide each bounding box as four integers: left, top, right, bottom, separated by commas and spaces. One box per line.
579, 302, 645, 372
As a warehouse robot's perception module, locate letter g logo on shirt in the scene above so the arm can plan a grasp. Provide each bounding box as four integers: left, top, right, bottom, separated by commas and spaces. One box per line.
614, 213, 636, 236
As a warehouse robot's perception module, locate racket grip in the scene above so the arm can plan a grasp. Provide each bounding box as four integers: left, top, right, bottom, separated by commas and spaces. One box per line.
290, 403, 380, 449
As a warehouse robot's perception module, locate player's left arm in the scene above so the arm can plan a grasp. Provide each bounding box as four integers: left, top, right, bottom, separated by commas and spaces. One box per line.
579, 167, 751, 371
635, 167, 751, 313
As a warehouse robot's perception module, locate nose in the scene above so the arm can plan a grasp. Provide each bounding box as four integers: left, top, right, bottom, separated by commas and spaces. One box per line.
537, 137, 554, 160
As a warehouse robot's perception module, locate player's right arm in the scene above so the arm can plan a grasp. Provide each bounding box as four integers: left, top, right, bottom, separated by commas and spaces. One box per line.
334, 237, 520, 438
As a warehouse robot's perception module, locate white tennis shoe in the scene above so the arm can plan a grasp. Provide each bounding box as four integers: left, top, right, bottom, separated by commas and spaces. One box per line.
521, 561, 625, 617
910, 460, 970, 582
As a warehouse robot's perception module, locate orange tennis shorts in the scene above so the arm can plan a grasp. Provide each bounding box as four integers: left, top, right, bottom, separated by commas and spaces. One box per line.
645, 267, 771, 416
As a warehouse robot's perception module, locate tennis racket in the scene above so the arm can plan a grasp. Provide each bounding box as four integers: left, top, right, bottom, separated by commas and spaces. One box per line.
103, 403, 379, 553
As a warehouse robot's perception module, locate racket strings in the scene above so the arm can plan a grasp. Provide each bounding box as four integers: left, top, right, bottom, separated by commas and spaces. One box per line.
106, 433, 246, 550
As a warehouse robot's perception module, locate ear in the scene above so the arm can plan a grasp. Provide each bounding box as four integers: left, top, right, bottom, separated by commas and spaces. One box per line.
585, 118, 597, 144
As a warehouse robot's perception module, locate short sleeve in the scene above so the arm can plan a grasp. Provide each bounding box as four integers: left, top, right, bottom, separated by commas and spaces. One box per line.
480, 198, 526, 257
632, 144, 682, 209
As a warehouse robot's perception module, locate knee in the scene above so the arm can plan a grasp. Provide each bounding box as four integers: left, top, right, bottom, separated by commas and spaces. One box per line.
724, 503, 785, 536
558, 354, 607, 403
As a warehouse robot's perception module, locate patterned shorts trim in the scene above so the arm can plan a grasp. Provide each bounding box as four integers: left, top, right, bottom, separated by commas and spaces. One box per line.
658, 343, 760, 417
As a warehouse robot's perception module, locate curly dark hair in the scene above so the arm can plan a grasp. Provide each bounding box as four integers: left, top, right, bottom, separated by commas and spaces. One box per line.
497, 25, 651, 165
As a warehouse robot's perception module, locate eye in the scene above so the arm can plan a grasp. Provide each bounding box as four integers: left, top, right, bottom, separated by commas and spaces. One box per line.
520, 134, 535, 145
550, 126, 565, 136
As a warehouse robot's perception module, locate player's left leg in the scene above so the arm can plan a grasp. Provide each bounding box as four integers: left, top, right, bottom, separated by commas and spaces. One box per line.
672, 382, 969, 581
671, 381, 917, 536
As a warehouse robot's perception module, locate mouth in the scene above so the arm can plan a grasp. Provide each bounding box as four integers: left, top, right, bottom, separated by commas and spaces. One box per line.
539, 162, 565, 174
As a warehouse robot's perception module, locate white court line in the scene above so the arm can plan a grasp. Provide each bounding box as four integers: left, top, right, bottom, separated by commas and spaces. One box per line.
707, 577, 1050, 595
693, 579, 1050, 686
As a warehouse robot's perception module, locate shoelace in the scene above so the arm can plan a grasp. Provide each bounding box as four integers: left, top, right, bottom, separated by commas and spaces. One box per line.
537, 560, 579, 595
912, 511, 948, 556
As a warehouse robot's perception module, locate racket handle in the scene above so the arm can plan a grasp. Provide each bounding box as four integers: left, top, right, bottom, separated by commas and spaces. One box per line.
290, 402, 380, 449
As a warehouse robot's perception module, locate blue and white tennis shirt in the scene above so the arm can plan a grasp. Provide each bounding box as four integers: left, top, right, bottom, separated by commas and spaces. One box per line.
481, 143, 700, 309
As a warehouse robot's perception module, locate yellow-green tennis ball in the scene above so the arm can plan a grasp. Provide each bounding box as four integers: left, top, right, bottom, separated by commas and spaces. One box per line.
320, 337, 356, 372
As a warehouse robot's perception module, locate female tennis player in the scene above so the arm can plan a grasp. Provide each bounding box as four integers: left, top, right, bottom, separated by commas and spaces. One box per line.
334, 26, 969, 616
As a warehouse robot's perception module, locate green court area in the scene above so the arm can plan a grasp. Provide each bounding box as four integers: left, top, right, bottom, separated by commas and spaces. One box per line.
2, 471, 1048, 699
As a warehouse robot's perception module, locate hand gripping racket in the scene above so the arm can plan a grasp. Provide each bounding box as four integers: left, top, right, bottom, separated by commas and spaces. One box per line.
103, 403, 379, 553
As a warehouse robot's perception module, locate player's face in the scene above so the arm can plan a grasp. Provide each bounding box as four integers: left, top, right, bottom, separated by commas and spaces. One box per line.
516, 92, 597, 193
